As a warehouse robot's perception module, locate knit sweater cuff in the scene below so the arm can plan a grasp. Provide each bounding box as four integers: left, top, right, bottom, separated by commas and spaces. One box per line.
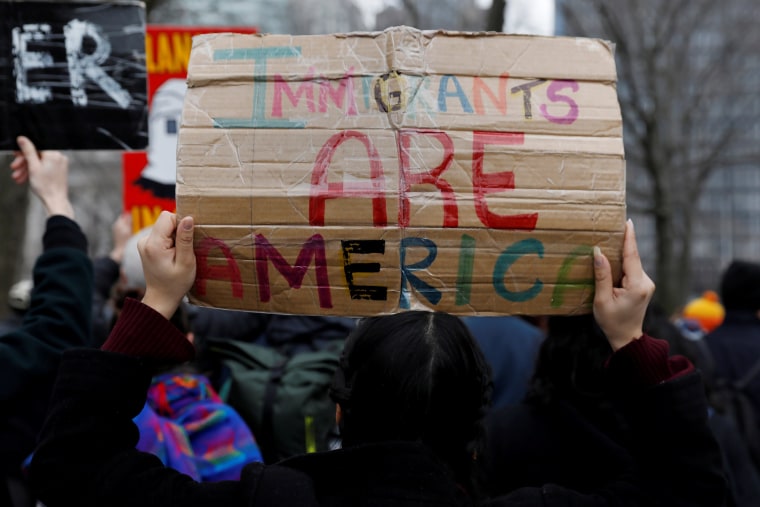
606, 334, 695, 389
101, 298, 195, 363
43, 216, 87, 252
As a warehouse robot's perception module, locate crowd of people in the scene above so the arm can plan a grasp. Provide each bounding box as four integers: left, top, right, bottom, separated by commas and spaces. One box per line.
2, 137, 759, 506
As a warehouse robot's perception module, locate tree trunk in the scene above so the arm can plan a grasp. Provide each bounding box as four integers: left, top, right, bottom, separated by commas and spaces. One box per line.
487, 0, 506, 31
653, 200, 676, 312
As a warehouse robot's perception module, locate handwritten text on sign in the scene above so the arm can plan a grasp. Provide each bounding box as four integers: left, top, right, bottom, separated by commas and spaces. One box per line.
176, 28, 625, 316
0, 1, 147, 150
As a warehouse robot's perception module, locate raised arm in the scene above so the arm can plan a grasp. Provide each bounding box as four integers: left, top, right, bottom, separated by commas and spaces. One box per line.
1, 136, 92, 474
11, 136, 75, 219
592, 219, 727, 506
1, 136, 92, 396
31, 213, 262, 507
139, 211, 196, 321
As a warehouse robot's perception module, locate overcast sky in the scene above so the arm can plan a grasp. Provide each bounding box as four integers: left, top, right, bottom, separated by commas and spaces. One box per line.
357, 0, 494, 28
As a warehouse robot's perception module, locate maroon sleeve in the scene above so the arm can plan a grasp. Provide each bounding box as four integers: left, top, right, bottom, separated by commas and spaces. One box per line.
101, 298, 195, 363
605, 334, 695, 389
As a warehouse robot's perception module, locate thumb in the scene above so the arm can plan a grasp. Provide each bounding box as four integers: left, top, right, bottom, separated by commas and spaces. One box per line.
593, 246, 613, 304
175, 216, 195, 268
16, 136, 39, 162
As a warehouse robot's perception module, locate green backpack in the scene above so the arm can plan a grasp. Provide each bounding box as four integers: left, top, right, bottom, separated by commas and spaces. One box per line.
207, 337, 344, 464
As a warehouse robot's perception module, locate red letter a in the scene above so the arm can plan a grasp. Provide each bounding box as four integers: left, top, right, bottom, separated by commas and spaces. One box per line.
309, 131, 387, 227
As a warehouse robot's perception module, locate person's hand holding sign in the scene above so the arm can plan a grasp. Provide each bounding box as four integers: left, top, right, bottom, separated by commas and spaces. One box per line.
592, 219, 655, 351
138, 211, 196, 321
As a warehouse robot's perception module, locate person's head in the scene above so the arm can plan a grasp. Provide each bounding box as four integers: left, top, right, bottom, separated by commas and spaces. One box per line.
682, 290, 725, 332
329, 311, 491, 493
7, 279, 32, 317
720, 260, 760, 313
527, 314, 610, 405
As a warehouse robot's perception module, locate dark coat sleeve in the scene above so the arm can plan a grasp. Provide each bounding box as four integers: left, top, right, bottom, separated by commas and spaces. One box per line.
0, 217, 92, 472
619, 371, 728, 507
484, 374, 727, 506
0, 217, 92, 399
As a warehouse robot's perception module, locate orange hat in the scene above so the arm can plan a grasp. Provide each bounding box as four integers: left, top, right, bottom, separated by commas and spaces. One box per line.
683, 290, 725, 333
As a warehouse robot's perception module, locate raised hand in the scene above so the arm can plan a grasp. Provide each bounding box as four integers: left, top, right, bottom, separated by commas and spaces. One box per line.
138, 211, 196, 320
109, 212, 133, 264
10, 136, 74, 219
593, 219, 655, 351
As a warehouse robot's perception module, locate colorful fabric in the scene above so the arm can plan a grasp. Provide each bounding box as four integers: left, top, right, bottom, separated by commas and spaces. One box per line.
134, 372, 263, 481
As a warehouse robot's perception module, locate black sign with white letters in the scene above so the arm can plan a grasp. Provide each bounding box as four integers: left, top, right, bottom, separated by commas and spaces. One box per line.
0, 0, 148, 150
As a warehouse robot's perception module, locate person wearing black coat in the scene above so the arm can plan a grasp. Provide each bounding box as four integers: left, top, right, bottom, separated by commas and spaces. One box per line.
481, 313, 727, 506
1, 137, 92, 506
705, 260, 760, 450
30, 216, 726, 506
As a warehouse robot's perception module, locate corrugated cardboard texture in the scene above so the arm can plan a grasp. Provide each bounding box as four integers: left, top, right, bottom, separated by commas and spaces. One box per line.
177, 26, 625, 316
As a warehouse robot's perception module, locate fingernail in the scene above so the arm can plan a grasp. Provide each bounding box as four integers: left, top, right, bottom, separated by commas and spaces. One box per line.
182, 217, 194, 230
593, 246, 603, 266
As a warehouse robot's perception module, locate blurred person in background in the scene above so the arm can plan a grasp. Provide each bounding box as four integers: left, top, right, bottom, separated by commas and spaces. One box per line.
0, 280, 33, 335
705, 261, 760, 470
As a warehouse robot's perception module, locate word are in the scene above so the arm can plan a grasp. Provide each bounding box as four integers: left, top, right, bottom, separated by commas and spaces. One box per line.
309, 129, 538, 230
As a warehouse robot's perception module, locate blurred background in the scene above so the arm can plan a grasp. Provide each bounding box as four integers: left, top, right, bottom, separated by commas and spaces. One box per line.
1, 0, 758, 317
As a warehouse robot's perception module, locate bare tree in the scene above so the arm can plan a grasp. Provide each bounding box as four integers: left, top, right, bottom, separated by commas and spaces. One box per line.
400, 0, 421, 28
375, 0, 486, 31
486, 0, 506, 31
144, 0, 172, 16
561, 0, 760, 312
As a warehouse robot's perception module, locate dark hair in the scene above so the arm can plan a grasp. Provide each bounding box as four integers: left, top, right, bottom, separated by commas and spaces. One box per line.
643, 302, 716, 388
525, 314, 611, 406
721, 260, 760, 312
329, 311, 492, 495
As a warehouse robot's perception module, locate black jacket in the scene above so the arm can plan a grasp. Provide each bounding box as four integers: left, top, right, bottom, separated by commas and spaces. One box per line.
91, 255, 120, 346
482, 371, 727, 506
1, 216, 91, 475
32, 348, 473, 507
706, 311, 760, 429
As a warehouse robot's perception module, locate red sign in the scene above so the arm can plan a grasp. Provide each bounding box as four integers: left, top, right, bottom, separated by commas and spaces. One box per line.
123, 25, 257, 232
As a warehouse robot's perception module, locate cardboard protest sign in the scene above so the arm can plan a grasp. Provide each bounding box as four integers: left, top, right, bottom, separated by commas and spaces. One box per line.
0, 0, 147, 150
176, 27, 626, 317
123, 25, 257, 233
